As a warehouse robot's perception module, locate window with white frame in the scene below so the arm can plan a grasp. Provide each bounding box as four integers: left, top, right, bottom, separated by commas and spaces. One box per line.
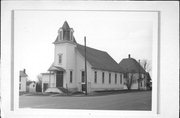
58, 54, 62, 64
120, 74, 122, 84
115, 73, 117, 84
60, 30, 63, 40
102, 72, 105, 84
109, 73, 111, 84
70, 71, 73, 83
141, 74, 144, 78
144, 80, 146, 86
94, 71, 97, 84
81, 71, 85, 83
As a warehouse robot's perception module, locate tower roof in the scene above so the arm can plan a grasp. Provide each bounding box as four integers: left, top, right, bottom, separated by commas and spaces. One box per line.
62, 21, 70, 30
54, 35, 77, 44
19, 70, 27, 77
54, 21, 77, 44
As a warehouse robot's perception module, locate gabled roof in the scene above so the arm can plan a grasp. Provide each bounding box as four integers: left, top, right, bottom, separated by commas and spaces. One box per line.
147, 72, 151, 81
77, 44, 124, 73
119, 57, 146, 74
26, 81, 36, 86
20, 70, 27, 77
48, 63, 66, 72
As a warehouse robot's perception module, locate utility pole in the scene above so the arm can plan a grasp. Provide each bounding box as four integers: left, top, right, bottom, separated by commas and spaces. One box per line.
138, 59, 141, 90
84, 36, 88, 95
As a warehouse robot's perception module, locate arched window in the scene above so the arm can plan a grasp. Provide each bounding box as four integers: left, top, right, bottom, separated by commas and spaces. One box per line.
58, 28, 63, 41
70, 28, 74, 41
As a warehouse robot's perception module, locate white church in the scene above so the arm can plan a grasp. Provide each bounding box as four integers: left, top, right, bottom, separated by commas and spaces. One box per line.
41, 21, 148, 93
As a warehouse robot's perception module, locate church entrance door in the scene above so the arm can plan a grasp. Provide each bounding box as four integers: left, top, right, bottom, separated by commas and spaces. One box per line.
56, 71, 63, 87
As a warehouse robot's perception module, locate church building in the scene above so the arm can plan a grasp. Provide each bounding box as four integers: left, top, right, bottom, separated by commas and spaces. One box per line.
41, 21, 125, 93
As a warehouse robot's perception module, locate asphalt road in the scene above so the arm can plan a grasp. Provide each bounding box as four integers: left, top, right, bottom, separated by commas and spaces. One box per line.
19, 91, 151, 110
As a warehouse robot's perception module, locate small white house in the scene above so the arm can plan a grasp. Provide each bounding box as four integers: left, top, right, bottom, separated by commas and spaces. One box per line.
27, 81, 36, 92
41, 21, 125, 93
119, 55, 148, 90
19, 69, 28, 92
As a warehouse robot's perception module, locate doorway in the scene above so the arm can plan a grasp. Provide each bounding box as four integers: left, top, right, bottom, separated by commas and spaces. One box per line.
56, 71, 63, 87
81, 71, 86, 92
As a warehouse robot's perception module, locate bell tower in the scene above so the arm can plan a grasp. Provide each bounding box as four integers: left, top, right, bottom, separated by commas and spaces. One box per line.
53, 21, 77, 71
55, 21, 76, 43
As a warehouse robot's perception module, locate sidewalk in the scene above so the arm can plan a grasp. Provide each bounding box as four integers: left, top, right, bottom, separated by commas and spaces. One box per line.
20, 90, 151, 97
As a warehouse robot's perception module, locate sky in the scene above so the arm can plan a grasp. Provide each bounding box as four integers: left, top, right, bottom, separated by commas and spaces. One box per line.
14, 10, 156, 81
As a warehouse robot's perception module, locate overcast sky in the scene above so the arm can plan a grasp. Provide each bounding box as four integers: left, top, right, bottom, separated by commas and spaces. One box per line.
14, 10, 156, 81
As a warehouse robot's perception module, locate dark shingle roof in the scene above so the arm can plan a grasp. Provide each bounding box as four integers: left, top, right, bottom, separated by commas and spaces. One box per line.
62, 21, 70, 30
54, 35, 77, 44
77, 44, 124, 73
119, 58, 146, 73
53, 21, 77, 44
26, 81, 36, 86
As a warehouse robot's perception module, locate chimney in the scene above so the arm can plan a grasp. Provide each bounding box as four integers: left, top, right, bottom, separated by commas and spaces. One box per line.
23, 69, 26, 74
138, 59, 140, 64
128, 54, 131, 58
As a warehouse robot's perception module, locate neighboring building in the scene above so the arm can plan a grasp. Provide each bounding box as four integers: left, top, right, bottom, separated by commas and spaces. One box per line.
119, 55, 148, 90
41, 21, 124, 93
26, 81, 36, 92
19, 69, 28, 92
146, 72, 152, 90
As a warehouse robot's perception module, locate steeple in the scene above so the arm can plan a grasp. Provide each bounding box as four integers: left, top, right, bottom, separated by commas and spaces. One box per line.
62, 21, 70, 30
54, 21, 77, 44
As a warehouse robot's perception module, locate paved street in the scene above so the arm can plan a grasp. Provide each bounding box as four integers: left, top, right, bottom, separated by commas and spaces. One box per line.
19, 91, 151, 110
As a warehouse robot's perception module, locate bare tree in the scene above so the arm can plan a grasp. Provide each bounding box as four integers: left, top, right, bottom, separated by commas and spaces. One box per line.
124, 70, 136, 90
140, 59, 152, 90
140, 59, 151, 73
37, 74, 42, 83
125, 73, 133, 90
36, 74, 42, 92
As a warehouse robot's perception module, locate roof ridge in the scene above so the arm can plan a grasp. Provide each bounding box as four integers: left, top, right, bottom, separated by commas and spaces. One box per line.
77, 43, 107, 53
77, 43, 124, 73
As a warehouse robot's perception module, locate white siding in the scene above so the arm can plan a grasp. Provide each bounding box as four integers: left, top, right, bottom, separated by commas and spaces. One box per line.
19, 76, 27, 92
63, 43, 77, 89
42, 74, 55, 88
28, 82, 36, 92
76, 50, 92, 92
123, 73, 147, 90
90, 70, 124, 91
54, 44, 67, 68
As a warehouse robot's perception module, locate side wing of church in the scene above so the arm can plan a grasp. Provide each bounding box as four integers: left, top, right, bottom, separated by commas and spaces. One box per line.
41, 21, 125, 93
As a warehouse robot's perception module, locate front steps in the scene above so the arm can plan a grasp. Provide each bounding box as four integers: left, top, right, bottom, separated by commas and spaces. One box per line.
45, 87, 63, 93
45, 87, 69, 94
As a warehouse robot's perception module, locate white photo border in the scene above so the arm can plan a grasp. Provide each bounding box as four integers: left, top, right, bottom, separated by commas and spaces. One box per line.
1, 1, 179, 118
